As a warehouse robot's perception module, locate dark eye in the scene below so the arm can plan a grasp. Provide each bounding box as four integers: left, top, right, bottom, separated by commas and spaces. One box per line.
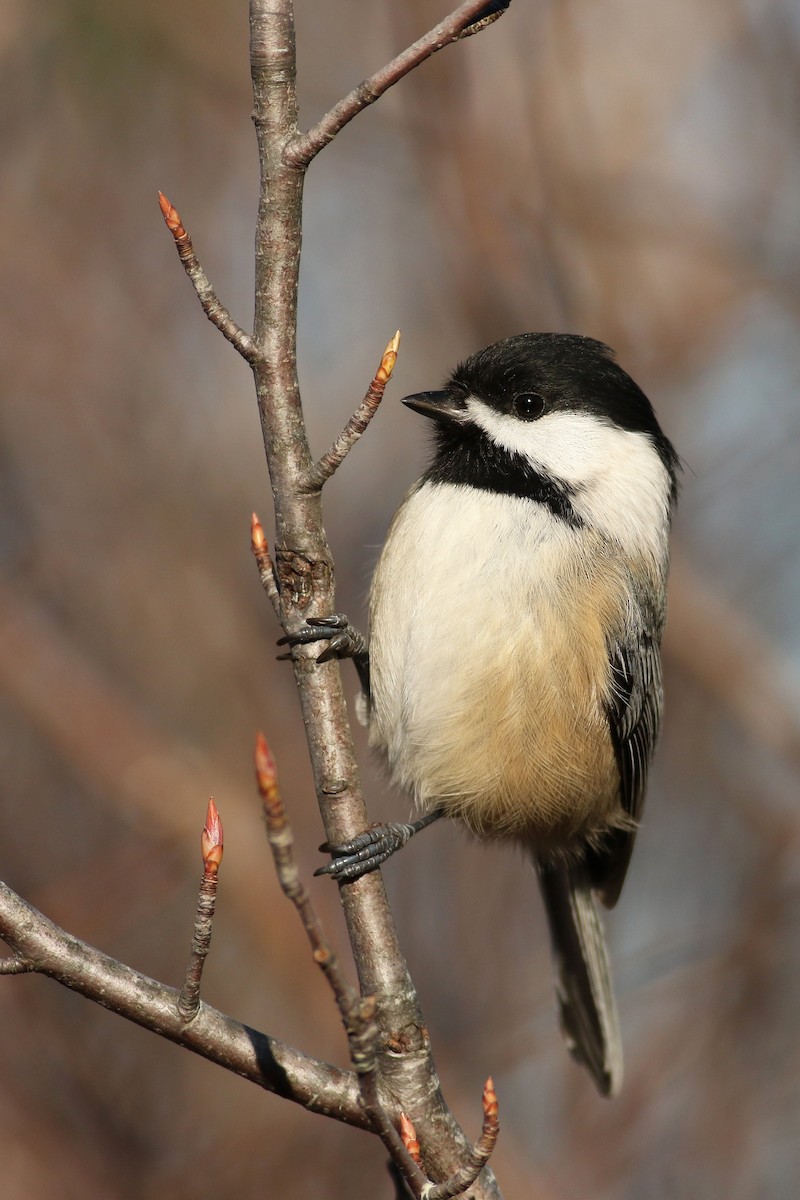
511, 392, 545, 421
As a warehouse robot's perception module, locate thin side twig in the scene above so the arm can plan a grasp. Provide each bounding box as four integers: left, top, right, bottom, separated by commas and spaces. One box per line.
390, 1159, 416, 1200
250, 513, 282, 620
255, 731, 359, 1018
157, 192, 258, 364
285, 2, 513, 169
424, 1079, 500, 1200
177, 798, 224, 1022
302, 331, 400, 492
254, 732, 430, 1197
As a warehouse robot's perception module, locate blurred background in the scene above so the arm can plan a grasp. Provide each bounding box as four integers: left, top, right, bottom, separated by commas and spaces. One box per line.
1, 1, 798, 1196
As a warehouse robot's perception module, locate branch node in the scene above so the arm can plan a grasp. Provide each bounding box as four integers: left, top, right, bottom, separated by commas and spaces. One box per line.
302, 330, 400, 492
0, 955, 34, 975
157, 191, 259, 364
357, 1008, 430, 1196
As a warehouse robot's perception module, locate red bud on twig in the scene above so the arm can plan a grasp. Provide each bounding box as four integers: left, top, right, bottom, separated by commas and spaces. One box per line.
157, 191, 188, 243
375, 330, 401, 386
201, 797, 224, 874
399, 1113, 422, 1167
255, 731, 283, 828
482, 1076, 498, 1133
250, 512, 267, 555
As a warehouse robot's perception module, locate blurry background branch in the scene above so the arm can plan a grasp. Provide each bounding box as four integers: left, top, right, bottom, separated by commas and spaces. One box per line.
0, 0, 798, 1196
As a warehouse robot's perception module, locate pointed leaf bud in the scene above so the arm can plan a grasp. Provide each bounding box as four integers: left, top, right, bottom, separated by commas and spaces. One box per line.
376, 329, 401, 385
201, 797, 224, 873
399, 1113, 422, 1166
255, 732, 284, 828
157, 191, 187, 242
250, 511, 267, 555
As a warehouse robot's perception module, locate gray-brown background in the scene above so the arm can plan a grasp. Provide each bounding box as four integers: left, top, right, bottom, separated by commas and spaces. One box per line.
1, 2, 798, 1197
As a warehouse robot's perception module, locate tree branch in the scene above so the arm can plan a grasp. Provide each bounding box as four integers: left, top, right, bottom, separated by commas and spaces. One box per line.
0, 954, 33, 975
177, 798, 224, 1022
157, 192, 258, 364
0, 878, 366, 1126
247, 3, 503, 1192
250, 0, 419, 1026
0, 4, 507, 1192
302, 331, 400, 492
256, 732, 361, 1023
424, 1078, 500, 1199
285, 2, 512, 168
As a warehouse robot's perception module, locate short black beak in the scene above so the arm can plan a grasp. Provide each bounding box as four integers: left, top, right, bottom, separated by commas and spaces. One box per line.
401, 390, 467, 424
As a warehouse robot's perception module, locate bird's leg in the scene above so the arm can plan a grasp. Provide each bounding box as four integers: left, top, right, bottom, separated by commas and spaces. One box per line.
315, 808, 445, 882
278, 615, 443, 879
277, 613, 370, 693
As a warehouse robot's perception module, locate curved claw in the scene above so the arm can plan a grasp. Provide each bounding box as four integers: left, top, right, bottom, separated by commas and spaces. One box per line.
277, 627, 333, 649
318, 828, 386, 855
317, 633, 357, 663
277, 614, 352, 649
307, 614, 350, 629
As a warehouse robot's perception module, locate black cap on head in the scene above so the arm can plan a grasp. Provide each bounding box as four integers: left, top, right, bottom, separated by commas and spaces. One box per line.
404, 333, 680, 513
458, 333, 663, 433
444, 334, 678, 485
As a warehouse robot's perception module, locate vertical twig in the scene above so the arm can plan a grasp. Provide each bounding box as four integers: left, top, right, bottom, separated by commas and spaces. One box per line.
178, 798, 224, 1021
246, 3, 504, 1194
248, 0, 419, 1026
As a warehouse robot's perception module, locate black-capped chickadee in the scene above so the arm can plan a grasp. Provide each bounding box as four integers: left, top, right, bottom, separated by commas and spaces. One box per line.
282, 333, 679, 1096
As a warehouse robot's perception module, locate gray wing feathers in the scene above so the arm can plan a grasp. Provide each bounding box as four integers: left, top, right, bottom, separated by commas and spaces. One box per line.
536, 860, 623, 1097
537, 605, 665, 1092
592, 633, 664, 908
610, 636, 662, 823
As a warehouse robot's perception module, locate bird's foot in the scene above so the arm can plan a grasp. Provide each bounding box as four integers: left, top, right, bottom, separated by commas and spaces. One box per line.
277, 613, 367, 663
315, 810, 444, 882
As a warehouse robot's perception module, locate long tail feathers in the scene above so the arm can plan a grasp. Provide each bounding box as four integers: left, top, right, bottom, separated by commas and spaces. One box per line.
536, 860, 623, 1097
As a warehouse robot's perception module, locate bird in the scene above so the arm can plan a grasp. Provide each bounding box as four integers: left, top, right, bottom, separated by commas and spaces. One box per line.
280, 332, 679, 1096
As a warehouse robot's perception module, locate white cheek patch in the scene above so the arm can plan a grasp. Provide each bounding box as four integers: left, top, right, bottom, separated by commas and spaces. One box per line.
466, 399, 672, 560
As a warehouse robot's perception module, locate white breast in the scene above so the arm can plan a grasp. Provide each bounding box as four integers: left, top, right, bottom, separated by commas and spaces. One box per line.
367, 482, 634, 852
